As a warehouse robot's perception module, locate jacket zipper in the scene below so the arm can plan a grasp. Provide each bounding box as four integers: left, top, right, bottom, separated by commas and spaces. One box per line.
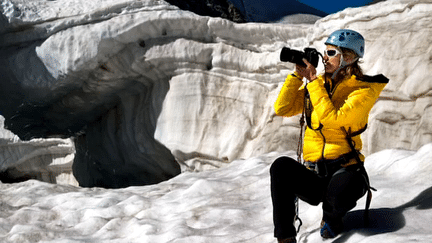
319, 79, 341, 160
329, 80, 342, 98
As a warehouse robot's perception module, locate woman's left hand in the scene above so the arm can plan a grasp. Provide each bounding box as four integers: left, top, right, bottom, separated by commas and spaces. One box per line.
296, 58, 317, 82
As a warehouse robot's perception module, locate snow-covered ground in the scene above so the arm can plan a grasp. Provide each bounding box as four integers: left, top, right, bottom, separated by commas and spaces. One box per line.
1, 145, 432, 243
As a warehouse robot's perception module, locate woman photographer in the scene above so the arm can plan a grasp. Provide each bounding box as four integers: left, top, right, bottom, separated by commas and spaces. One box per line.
270, 29, 388, 243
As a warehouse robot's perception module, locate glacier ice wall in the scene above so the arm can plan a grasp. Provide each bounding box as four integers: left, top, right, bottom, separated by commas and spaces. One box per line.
1, 0, 432, 187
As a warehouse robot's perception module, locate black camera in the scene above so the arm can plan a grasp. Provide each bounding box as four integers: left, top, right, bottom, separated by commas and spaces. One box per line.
280, 47, 320, 68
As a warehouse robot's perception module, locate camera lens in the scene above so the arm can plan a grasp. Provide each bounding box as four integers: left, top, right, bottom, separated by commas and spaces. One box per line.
280, 47, 305, 66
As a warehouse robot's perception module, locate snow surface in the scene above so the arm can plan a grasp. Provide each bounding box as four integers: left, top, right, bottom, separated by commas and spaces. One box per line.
1, 146, 432, 242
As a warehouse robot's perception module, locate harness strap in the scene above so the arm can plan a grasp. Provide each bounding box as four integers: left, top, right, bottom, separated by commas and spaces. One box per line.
364, 186, 374, 226
341, 126, 375, 227
346, 125, 368, 138
312, 151, 359, 177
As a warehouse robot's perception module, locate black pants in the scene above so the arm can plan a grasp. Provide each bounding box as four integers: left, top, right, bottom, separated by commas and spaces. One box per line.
270, 156, 367, 239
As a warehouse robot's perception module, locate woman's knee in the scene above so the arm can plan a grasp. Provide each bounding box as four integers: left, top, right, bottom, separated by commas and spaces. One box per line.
270, 156, 297, 176
326, 169, 367, 208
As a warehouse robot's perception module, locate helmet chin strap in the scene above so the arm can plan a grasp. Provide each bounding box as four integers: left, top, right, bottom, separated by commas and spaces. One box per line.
330, 53, 359, 80
331, 53, 347, 80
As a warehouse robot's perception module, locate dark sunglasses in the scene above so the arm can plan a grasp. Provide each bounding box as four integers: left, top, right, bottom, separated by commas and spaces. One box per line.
324, 49, 342, 57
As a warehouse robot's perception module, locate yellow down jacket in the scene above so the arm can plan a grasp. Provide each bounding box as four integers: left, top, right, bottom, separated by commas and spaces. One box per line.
274, 72, 388, 163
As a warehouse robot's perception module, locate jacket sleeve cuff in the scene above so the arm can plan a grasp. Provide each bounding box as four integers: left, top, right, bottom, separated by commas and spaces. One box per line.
291, 71, 303, 80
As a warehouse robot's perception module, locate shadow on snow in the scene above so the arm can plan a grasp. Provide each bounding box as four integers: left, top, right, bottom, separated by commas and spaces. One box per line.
333, 186, 432, 243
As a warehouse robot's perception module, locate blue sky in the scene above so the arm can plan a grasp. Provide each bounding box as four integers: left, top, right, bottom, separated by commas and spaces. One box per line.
297, 0, 376, 14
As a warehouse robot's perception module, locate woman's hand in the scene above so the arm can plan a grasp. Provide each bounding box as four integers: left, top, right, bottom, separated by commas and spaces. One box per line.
295, 58, 317, 82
